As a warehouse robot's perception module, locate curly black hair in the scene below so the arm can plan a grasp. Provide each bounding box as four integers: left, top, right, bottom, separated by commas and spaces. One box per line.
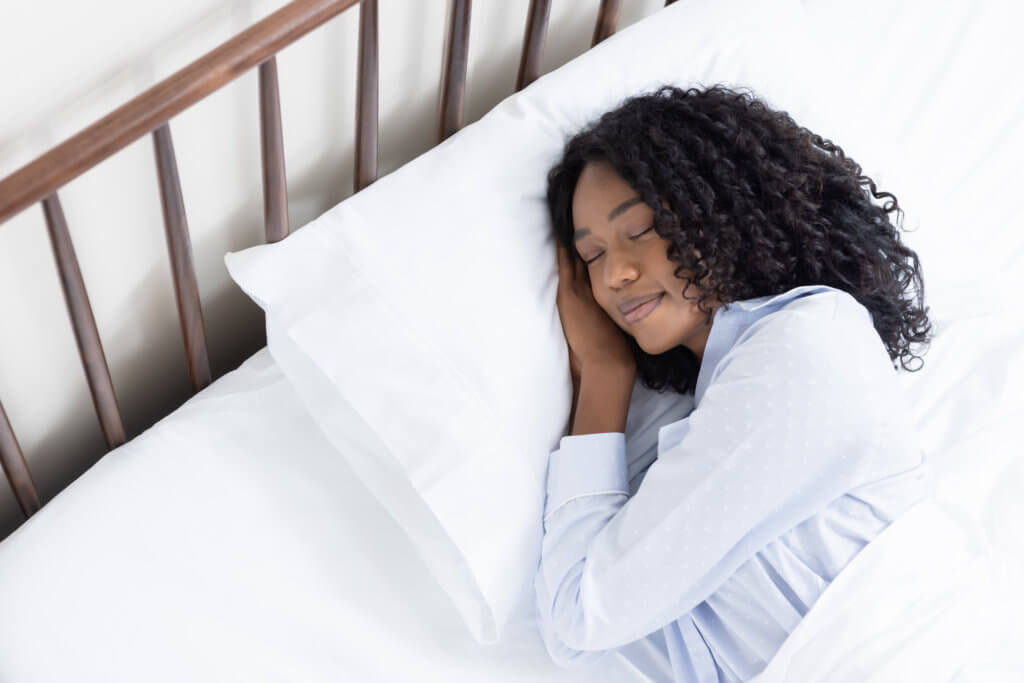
547, 83, 932, 395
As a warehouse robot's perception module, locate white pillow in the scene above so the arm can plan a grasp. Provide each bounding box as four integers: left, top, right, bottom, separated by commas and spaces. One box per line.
225, 0, 1023, 644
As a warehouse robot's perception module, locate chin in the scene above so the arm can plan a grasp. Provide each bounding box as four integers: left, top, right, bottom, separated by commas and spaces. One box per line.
635, 333, 674, 356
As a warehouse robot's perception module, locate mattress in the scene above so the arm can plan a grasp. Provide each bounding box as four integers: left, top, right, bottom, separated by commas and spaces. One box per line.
0, 347, 665, 682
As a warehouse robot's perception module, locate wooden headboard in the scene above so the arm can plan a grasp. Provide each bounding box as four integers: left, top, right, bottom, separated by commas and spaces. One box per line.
0, 0, 675, 539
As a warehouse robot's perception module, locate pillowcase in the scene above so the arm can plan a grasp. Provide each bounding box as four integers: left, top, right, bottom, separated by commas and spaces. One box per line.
225, 0, 1022, 644
225, 128, 570, 644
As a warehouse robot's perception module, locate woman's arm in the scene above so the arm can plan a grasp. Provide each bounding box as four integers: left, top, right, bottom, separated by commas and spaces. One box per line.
555, 241, 636, 435
539, 361, 635, 666
571, 362, 635, 436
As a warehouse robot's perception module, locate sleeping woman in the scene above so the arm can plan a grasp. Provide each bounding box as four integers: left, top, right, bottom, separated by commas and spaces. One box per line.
534, 84, 932, 682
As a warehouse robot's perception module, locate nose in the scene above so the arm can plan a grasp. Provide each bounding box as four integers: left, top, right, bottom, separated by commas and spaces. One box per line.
602, 248, 640, 289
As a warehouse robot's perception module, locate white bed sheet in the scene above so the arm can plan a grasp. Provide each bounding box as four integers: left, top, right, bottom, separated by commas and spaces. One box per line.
0, 347, 665, 683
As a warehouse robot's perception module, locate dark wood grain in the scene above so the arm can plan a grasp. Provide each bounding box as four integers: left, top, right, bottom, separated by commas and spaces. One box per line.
41, 193, 127, 449
152, 124, 213, 394
355, 0, 379, 192
439, 0, 472, 142
0, 398, 41, 519
259, 56, 290, 243
516, 0, 552, 91
0, 0, 360, 226
592, 0, 621, 46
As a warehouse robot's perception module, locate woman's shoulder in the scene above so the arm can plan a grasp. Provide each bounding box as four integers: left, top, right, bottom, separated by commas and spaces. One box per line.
720, 285, 901, 427
733, 285, 879, 361
724, 284, 845, 316
735, 284, 859, 325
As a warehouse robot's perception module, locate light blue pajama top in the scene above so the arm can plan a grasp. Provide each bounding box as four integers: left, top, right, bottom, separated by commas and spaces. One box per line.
534, 284, 929, 682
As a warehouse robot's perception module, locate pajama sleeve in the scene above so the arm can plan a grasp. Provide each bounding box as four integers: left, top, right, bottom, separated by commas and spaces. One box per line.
534, 433, 629, 666
534, 306, 887, 655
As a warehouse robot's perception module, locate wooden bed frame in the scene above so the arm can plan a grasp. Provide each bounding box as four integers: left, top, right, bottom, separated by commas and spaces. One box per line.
0, 0, 675, 538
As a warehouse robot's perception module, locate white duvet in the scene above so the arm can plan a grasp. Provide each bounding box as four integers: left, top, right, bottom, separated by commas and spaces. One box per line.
753, 499, 1011, 682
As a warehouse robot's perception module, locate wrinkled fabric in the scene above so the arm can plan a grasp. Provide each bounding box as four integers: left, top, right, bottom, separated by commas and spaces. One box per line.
535, 285, 928, 681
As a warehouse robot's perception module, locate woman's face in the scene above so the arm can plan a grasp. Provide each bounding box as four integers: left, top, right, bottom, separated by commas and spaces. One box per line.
571, 160, 719, 360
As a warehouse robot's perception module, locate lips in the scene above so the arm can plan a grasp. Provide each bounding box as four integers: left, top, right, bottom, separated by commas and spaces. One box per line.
618, 292, 664, 316
620, 293, 665, 324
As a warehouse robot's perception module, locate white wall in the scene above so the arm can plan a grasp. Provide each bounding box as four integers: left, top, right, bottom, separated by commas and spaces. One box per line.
0, 0, 667, 540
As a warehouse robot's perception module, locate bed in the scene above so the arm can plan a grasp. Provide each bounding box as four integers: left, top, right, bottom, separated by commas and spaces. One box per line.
2, 0, 1023, 681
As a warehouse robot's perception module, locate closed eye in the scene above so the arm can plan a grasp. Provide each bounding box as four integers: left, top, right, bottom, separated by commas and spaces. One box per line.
583, 226, 655, 266
631, 225, 655, 239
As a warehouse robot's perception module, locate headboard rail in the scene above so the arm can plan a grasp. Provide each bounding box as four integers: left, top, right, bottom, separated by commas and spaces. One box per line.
0, 0, 661, 533
0, 0, 364, 226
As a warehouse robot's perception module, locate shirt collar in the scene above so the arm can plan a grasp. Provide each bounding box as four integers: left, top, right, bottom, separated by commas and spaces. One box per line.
693, 285, 842, 407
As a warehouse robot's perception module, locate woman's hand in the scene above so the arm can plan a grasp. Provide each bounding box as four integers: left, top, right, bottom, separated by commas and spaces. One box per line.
555, 242, 636, 376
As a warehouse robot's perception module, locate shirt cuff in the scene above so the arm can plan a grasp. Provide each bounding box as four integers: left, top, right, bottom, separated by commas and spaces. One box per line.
545, 432, 629, 519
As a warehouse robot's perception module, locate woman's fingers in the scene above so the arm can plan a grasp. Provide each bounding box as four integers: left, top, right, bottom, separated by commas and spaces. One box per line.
556, 242, 569, 279
557, 242, 575, 284
557, 241, 594, 301
557, 241, 585, 285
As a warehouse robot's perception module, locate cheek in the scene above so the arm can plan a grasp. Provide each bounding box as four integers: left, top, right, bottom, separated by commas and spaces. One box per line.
591, 287, 621, 320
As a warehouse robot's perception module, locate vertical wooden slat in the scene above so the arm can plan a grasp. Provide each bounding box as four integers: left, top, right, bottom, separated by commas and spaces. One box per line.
592, 0, 621, 46
151, 123, 213, 394
355, 0, 379, 192
439, 0, 472, 142
0, 0, 363, 227
259, 56, 290, 244
41, 193, 127, 449
516, 0, 552, 92
0, 398, 41, 519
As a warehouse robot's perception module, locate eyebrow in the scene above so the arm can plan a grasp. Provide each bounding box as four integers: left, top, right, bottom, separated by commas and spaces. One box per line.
573, 196, 644, 242
608, 196, 643, 221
